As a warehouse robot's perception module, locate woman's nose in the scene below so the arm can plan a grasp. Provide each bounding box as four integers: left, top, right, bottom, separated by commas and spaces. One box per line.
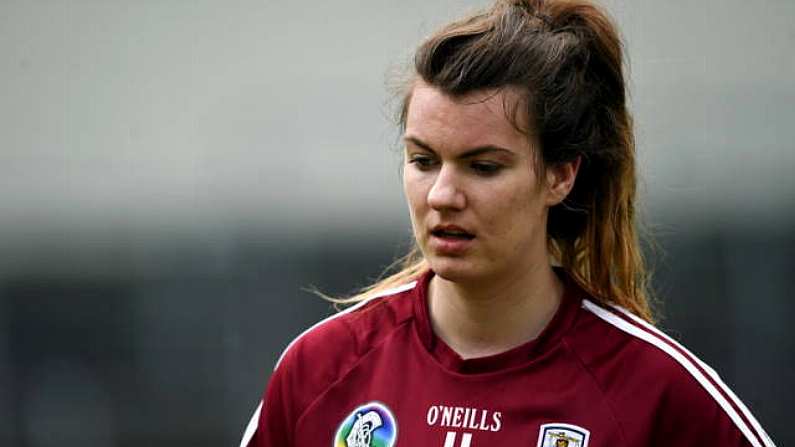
427, 165, 466, 211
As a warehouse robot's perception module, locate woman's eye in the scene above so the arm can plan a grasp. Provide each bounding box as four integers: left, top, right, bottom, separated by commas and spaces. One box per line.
471, 162, 502, 175
408, 155, 436, 170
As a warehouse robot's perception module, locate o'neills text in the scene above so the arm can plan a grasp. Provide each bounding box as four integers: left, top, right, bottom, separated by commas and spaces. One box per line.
426, 405, 502, 432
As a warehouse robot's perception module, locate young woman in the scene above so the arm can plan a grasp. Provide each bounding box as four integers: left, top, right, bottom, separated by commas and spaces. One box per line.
241, 1, 775, 446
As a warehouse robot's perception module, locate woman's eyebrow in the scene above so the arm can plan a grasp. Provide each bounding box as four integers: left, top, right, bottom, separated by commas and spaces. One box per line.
403, 135, 515, 159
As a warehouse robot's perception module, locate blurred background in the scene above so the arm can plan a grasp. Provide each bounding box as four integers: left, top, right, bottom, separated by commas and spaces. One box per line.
0, 0, 792, 445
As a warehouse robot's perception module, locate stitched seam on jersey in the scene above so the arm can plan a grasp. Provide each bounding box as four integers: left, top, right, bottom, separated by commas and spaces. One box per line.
267, 281, 416, 444
273, 281, 417, 371
582, 300, 771, 447
561, 337, 630, 444
295, 318, 415, 429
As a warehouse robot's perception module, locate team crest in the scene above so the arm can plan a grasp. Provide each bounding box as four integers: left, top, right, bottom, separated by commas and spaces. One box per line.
334, 402, 397, 447
536, 423, 590, 447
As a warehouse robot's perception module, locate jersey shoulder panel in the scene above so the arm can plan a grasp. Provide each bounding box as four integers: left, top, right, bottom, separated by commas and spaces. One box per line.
273, 281, 418, 408
242, 281, 419, 447
566, 299, 774, 447
278, 281, 417, 366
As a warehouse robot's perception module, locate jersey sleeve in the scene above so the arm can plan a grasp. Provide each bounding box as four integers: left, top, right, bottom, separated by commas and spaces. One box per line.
242, 351, 297, 447
572, 301, 776, 447
648, 362, 770, 446
240, 315, 359, 447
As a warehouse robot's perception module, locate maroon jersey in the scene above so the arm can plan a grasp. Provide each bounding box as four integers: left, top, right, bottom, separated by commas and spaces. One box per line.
240, 270, 774, 447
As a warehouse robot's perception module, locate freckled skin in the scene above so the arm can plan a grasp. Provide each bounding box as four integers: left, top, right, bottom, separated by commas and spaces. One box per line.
403, 82, 559, 286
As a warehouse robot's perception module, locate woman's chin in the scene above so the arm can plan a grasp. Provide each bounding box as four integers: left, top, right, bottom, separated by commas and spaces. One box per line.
428, 258, 485, 284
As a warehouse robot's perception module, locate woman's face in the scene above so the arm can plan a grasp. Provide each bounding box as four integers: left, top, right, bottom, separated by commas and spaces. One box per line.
403, 82, 564, 284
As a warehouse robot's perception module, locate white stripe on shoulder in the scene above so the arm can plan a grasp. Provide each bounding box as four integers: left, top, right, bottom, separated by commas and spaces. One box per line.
582, 299, 775, 447
607, 304, 776, 447
239, 401, 262, 447
274, 281, 418, 370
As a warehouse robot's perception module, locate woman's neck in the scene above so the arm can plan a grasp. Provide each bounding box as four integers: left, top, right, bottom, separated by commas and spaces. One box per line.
427, 263, 564, 360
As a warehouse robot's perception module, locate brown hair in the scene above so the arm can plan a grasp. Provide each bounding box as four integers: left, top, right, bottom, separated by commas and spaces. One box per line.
336, 0, 654, 322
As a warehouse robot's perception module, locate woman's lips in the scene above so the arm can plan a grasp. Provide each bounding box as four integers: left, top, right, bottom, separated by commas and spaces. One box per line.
429, 233, 475, 255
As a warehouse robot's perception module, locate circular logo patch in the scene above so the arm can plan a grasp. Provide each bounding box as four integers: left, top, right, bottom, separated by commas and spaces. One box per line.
333, 401, 397, 447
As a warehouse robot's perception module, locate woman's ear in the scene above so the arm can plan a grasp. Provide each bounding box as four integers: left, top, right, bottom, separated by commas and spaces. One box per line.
544, 156, 581, 206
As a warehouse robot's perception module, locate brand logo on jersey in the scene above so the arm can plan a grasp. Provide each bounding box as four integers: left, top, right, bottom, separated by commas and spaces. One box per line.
536, 423, 590, 447
334, 402, 397, 447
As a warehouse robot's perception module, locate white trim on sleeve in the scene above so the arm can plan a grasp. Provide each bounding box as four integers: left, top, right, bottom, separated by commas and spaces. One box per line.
582, 300, 775, 447
239, 401, 262, 447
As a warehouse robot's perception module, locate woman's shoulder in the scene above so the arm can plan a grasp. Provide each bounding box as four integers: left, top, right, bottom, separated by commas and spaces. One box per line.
273, 280, 419, 376
571, 298, 728, 392
566, 299, 773, 446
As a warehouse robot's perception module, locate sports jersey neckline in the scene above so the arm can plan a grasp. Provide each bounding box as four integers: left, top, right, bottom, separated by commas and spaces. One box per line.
412, 267, 583, 375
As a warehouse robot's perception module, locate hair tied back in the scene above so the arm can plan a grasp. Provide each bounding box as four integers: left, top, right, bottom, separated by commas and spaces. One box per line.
507, 0, 554, 30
